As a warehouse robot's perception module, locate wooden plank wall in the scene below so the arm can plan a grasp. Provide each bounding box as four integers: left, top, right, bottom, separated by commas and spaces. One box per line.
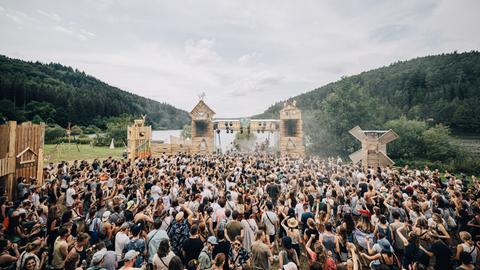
0, 158, 14, 177
0, 125, 9, 157
9, 123, 45, 198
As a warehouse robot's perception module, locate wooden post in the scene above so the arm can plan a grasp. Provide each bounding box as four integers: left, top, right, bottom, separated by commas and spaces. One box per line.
6, 121, 16, 199
36, 124, 45, 185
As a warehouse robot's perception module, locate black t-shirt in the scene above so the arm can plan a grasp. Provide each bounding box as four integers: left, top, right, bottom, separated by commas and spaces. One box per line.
182, 237, 204, 264
430, 241, 453, 270
305, 227, 319, 242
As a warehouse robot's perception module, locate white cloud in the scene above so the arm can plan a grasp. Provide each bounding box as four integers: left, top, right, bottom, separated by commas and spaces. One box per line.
184, 39, 221, 64
0, 0, 479, 117
238, 52, 262, 65
53, 25, 74, 36
52, 25, 95, 41
37, 9, 61, 22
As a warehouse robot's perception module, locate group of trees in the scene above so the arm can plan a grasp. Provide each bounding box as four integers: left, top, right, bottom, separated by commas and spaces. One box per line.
0, 55, 190, 129
258, 51, 480, 173
44, 114, 135, 147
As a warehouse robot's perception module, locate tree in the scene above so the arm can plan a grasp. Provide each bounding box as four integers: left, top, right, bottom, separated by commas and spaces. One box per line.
31, 115, 44, 124
25, 101, 56, 122
384, 117, 427, 160
181, 124, 191, 139
422, 124, 458, 161
0, 99, 22, 120
308, 82, 378, 156
105, 114, 134, 146
45, 125, 66, 143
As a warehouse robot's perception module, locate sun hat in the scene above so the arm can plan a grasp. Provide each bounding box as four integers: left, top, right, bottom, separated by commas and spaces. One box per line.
287, 218, 298, 228
175, 211, 185, 221
124, 250, 140, 261
102, 211, 111, 222
126, 200, 135, 210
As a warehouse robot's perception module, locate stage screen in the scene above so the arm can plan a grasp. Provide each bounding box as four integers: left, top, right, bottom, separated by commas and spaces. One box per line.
284, 119, 298, 137
194, 120, 208, 137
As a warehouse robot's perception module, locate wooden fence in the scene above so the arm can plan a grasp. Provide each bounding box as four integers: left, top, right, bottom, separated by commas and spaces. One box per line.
0, 121, 44, 199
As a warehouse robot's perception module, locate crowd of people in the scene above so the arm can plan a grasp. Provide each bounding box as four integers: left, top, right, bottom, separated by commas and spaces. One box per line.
0, 153, 479, 270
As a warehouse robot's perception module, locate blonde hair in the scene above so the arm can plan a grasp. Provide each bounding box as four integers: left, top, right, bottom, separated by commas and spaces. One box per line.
459, 231, 474, 245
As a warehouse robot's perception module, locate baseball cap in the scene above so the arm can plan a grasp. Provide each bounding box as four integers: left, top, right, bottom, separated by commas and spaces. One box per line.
91, 248, 107, 264
207, 236, 218, 245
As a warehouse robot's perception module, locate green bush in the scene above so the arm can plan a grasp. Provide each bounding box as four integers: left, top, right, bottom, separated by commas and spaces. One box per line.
45, 125, 66, 143
83, 125, 100, 134
422, 124, 459, 161
384, 117, 460, 162
384, 117, 427, 160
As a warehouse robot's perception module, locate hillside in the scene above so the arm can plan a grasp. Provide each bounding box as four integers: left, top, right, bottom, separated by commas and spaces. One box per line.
0, 55, 190, 129
257, 51, 480, 165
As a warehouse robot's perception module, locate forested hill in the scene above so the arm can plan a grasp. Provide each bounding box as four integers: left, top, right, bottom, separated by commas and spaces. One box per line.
260, 51, 480, 132
257, 51, 480, 161
0, 55, 190, 129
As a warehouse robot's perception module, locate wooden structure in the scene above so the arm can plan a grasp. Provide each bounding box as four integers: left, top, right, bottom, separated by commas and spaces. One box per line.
190, 100, 215, 154
279, 101, 305, 156
151, 136, 192, 155
127, 118, 152, 159
0, 121, 45, 199
349, 126, 399, 168
149, 99, 305, 156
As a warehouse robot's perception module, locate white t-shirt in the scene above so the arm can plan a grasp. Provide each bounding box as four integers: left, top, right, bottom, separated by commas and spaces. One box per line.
151, 185, 161, 201
262, 211, 278, 236
295, 203, 304, 221
66, 188, 76, 207
162, 195, 171, 209
230, 191, 239, 203
115, 231, 130, 260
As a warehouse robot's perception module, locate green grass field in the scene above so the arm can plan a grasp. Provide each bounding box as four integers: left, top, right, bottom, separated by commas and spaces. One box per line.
44, 144, 124, 163
451, 132, 480, 158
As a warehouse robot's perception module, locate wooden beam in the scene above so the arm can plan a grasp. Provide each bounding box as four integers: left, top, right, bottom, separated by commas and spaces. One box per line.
6, 121, 16, 199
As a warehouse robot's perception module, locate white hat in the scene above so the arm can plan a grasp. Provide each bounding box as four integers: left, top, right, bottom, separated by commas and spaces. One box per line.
102, 211, 111, 222
175, 211, 185, 221
124, 250, 139, 261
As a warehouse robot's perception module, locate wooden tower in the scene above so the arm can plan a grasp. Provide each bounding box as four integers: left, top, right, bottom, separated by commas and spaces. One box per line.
279, 100, 305, 156
190, 100, 215, 154
127, 117, 152, 159
0, 121, 45, 199
349, 126, 399, 168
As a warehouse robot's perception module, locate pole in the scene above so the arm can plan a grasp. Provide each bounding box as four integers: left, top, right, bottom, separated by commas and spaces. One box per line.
67, 122, 71, 145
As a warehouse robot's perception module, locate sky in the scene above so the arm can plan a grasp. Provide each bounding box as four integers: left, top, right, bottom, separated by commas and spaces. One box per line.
0, 0, 479, 117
